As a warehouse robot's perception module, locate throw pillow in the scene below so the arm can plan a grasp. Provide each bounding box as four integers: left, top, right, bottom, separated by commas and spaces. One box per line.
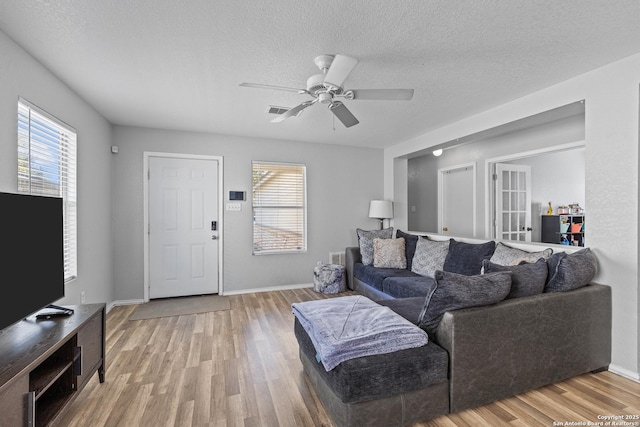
411, 237, 449, 278
490, 242, 553, 266
443, 239, 496, 276
396, 229, 419, 270
544, 247, 597, 293
356, 227, 394, 265
418, 270, 512, 334
373, 237, 407, 269
482, 258, 548, 299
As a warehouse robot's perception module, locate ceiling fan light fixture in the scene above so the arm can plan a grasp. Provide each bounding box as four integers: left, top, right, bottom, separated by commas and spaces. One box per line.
307, 73, 327, 93
318, 92, 333, 104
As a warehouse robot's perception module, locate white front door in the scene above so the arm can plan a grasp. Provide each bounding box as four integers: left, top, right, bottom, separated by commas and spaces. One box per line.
149, 156, 219, 298
494, 163, 532, 242
439, 163, 475, 237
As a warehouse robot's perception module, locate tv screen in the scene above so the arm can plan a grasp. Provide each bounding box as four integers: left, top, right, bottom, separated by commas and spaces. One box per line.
0, 192, 65, 331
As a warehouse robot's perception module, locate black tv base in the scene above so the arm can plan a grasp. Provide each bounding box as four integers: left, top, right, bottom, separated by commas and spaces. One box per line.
35, 304, 75, 319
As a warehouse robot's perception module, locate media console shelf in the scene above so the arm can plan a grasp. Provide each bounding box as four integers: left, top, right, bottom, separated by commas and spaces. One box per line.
0, 303, 105, 426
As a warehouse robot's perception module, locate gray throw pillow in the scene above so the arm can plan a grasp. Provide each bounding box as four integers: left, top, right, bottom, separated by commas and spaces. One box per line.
482, 258, 548, 299
418, 270, 512, 334
544, 248, 597, 293
411, 237, 449, 278
443, 239, 496, 276
490, 242, 553, 266
356, 227, 393, 265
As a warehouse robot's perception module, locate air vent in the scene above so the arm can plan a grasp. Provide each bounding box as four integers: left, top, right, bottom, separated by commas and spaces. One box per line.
266, 105, 303, 117
329, 251, 345, 266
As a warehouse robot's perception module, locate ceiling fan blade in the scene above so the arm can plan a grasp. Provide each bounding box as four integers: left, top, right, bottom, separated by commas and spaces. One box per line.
347, 89, 414, 101
323, 54, 358, 89
239, 82, 309, 94
270, 99, 317, 123
329, 101, 359, 128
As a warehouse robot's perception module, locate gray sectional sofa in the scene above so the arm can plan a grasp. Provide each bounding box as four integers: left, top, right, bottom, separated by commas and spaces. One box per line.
295, 230, 612, 426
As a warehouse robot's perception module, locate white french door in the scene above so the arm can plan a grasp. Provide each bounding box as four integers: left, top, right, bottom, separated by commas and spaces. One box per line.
148, 156, 220, 298
494, 163, 532, 242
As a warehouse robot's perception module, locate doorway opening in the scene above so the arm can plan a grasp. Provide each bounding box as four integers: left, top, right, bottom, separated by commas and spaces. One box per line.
485, 141, 585, 242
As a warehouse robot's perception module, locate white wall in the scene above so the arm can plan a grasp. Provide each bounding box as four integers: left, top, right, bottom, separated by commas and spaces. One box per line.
386, 54, 640, 379
112, 126, 383, 300
0, 30, 114, 307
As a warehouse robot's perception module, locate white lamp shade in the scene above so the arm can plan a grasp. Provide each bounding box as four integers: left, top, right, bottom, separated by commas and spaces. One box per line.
369, 200, 393, 219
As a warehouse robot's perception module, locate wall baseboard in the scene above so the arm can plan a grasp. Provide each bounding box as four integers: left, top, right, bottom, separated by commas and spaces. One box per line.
608, 364, 640, 382
109, 284, 316, 310
222, 282, 313, 296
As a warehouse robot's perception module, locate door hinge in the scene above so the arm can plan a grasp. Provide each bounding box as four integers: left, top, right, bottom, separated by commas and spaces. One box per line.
147, 169, 150, 180
493, 173, 498, 180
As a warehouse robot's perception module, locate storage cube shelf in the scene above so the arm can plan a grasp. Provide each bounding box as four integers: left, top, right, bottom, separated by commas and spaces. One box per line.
541, 215, 585, 246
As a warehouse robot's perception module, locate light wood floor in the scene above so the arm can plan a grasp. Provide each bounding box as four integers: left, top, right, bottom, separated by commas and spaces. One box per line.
58, 288, 640, 427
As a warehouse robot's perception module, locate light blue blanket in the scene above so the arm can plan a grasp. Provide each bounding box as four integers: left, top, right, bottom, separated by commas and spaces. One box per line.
292, 295, 428, 371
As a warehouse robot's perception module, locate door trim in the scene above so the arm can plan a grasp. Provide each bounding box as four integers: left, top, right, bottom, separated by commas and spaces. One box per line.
143, 151, 224, 302
437, 162, 477, 238
484, 140, 585, 239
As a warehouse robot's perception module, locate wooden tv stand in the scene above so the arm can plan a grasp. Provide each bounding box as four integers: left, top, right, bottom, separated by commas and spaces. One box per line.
0, 303, 106, 426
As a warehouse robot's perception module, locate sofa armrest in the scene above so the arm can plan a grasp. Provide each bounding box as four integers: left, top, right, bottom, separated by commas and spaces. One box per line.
435, 283, 611, 413
345, 247, 361, 290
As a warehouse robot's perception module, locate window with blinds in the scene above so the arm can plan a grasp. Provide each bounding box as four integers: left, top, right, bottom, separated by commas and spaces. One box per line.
252, 161, 307, 254
18, 98, 77, 282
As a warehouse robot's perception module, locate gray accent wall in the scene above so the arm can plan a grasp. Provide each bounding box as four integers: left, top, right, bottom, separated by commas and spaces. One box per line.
112, 126, 383, 300
0, 30, 114, 308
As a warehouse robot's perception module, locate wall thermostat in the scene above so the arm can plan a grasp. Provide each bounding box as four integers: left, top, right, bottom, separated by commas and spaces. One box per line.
229, 191, 245, 201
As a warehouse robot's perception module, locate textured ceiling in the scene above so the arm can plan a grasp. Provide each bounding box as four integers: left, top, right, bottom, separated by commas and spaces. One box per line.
1, 0, 639, 149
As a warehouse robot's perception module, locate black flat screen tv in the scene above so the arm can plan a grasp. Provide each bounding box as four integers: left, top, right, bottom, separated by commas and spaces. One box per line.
0, 192, 65, 331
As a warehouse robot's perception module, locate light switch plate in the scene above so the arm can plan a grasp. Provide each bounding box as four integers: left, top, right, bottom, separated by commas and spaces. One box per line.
226, 202, 241, 212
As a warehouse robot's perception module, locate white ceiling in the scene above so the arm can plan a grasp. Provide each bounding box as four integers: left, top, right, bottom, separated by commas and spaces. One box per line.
1, 0, 639, 149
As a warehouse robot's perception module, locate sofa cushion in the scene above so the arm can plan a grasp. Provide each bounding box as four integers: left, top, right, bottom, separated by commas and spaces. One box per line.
294, 318, 449, 404
395, 229, 419, 270
377, 297, 426, 324
545, 248, 597, 293
357, 227, 394, 265
373, 237, 407, 269
382, 276, 436, 299
489, 242, 552, 266
411, 237, 449, 278
443, 239, 496, 276
353, 263, 419, 291
418, 270, 512, 334
482, 258, 548, 299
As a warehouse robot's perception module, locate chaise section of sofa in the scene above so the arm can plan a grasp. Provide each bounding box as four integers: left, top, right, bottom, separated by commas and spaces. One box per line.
294, 316, 450, 426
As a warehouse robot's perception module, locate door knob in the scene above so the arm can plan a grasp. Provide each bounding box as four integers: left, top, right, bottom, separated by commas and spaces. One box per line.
211, 235, 218, 240
442, 227, 448, 232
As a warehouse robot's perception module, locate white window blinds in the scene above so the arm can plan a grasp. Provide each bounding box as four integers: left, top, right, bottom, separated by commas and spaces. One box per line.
18, 98, 78, 282
252, 161, 307, 254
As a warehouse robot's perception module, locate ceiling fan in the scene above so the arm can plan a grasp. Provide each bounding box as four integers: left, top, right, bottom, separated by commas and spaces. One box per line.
239, 54, 414, 128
